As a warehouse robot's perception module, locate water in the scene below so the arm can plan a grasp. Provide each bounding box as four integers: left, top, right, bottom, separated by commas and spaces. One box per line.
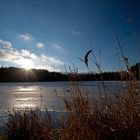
0, 81, 139, 111
0, 81, 139, 126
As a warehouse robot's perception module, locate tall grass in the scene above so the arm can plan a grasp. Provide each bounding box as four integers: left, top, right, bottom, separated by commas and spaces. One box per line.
3, 109, 53, 140
60, 81, 140, 140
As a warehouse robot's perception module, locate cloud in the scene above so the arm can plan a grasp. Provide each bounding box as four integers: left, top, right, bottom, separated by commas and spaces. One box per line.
17, 33, 33, 42
0, 37, 63, 71
52, 43, 62, 50
0, 49, 19, 60
20, 49, 30, 57
0, 46, 64, 72
34, 65, 61, 72
40, 54, 63, 65
0, 39, 12, 49
30, 53, 37, 60
18, 33, 45, 49
37, 42, 44, 48
72, 30, 79, 35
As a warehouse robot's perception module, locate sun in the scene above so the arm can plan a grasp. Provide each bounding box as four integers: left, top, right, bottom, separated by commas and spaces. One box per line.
20, 59, 34, 70
24, 66, 31, 70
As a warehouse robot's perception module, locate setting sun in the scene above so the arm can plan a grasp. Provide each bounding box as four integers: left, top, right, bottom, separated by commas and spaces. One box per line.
20, 59, 34, 70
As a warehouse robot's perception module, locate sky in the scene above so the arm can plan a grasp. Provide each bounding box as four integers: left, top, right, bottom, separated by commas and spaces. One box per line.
0, 0, 140, 72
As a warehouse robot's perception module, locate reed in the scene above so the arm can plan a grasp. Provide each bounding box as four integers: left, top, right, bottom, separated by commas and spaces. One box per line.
3, 109, 53, 140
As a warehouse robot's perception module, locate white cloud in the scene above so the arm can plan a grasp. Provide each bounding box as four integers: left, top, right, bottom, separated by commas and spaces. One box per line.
40, 54, 63, 65
0, 39, 12, 49
52, 43, 62, 50
30, 53, 37, 60
18, 33, 45, 49
0, 46, 64, 72
40, 54, 47, 62
37, 42, 44, 48
17, 33, 33, 42
20, 49, 30, 57
72, 30, 79, 35
0, 49, 19, 60
34, 65, 59, 72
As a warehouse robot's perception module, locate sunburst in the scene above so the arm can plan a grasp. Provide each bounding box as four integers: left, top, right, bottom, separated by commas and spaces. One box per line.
20, 59, 34, 70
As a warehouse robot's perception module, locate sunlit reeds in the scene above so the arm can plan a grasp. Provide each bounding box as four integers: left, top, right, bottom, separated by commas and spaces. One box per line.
3, 109, 53, 140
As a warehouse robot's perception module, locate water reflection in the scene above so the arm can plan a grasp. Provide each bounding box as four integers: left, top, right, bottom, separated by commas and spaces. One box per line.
1, 81, 139, 112
17, 86, 40, 93
14, 97, 40, 109
18, 87, 36, 91
11, 86, 41, 110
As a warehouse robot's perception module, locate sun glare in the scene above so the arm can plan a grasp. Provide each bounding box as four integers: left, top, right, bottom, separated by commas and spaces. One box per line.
24, 67, 31, 71
20, 59, 34, 70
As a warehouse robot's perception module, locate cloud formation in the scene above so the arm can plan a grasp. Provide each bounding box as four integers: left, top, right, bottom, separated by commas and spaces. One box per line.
17, 33, 33, 42
0, 39, 64, 71
18, 33, 45, 49
37, 42, 44, 48
0, 39, 12, 49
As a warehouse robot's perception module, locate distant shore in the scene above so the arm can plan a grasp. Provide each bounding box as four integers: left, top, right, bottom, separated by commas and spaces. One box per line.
0, 63, 139, 82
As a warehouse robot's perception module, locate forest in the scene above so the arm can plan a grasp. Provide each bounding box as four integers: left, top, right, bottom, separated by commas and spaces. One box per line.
0, 62, 139, 82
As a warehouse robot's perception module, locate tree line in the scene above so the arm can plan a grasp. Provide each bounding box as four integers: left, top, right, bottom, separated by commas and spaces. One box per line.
0, 63, 139, 82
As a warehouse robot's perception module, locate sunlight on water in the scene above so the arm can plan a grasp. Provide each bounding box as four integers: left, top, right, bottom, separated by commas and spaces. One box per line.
14, 103, 37, 109
12, 86, 42, 110
0, 84, 43, 111
14, 85, 41, 93
18, 87, 36, 91
14, 97, 40, 109
1, 81, 139, 112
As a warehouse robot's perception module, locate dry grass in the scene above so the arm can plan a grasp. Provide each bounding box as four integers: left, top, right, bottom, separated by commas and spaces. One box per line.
3, 109, 53, 140
60, 80, 140, 140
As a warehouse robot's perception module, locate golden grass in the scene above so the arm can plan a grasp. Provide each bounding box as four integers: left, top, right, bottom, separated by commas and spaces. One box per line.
3, 109, 53, 140
60, 84, 140, 140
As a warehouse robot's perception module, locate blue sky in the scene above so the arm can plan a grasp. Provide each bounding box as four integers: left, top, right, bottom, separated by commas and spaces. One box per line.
0, 0, 140, 72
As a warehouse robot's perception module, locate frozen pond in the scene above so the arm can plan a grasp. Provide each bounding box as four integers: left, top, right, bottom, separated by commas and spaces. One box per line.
0, 81, 139, 112
0, 81, 139, 125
